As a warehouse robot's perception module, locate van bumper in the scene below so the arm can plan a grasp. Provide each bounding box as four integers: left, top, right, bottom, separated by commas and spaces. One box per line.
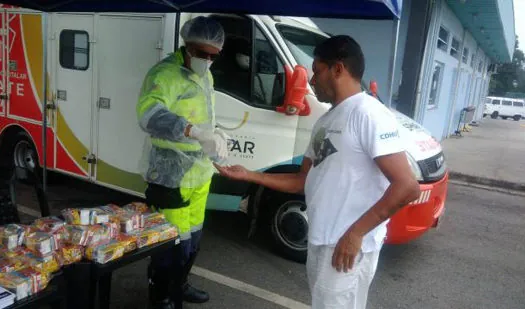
385, 172, 449, 244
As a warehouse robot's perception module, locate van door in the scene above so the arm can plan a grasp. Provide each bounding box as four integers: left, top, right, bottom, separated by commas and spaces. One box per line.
512, 100, 524, 118
210, 15, 299, 171
501, 99, 513, 117
53, 14, 94, 178
94, 14, 163, 194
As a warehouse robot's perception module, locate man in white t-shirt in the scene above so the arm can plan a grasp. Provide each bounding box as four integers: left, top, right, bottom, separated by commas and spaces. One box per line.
214, 35, 420, 309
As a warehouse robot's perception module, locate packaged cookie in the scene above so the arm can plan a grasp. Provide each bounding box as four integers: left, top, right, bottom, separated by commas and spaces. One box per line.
0, 257, 24, 273
0, 271, 31, 300
154, 223, 179, 242
123, 202, 150, 214
21, 252, 61, 274
85, 241, 125, 264
24, 231, 55, 257
32, 216, 66, 233
57, 245, 84, 266
17, 267, 50, 295
115, 234, 137, 253
0, 224, 28, 251
142, 212, 167, 229
128, 228, 161, 249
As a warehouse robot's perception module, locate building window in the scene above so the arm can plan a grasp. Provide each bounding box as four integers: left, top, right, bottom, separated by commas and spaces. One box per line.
437, 26, 449, 52
470, 54, 475, 68
478, 59, 483, 72
450, 37, 460, 59
428, 61, 444, 109
462, 47, 469, 64
60, 30, 89, 70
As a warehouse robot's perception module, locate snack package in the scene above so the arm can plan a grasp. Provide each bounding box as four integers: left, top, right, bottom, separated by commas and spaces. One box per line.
0, 271, 31, 300
32, 216, 66, 233
24, 231, 55, 257
0, 224, 28, 251
98, 204, 127, 216
62, 208, 109, 225
123, 202, 150, 214
115, 234, 137, 254
102, 222, 120, 239
142, 212, 167, 229
21, 252, 61, 274
128, 228, 161, 249
153, 223, 179, 242
118, 212, 141, 233
85, 241, 125, 264
57, 245, 84, 265
16, 267, 50, 295
65, 225, 111, 247
0, 257, 25, 273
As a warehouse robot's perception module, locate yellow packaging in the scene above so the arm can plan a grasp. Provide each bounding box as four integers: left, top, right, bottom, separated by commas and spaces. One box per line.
17, 267, 50, 295
21, 252, 61, 274
24, 231, 55, 257
0, 271, 31, 300
58, 245, 84, 265
131, 228, 161, 249
85, 242, 125, 264
115, 234, 137, 254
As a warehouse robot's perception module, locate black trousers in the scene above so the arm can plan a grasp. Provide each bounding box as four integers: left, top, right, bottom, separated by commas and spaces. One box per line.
146, 183, 203, 306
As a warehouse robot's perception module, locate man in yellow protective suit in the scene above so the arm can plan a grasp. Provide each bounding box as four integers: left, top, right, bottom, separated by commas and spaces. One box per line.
136, 16, 229, 309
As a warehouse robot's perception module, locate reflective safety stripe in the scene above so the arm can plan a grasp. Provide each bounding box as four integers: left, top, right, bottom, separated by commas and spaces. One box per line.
190, 224, 203, 233
179, 231, 191, 241
151, 138, 202, 152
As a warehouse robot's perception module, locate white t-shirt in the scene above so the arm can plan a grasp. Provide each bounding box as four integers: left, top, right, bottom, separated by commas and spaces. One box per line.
304, 92, 406, 252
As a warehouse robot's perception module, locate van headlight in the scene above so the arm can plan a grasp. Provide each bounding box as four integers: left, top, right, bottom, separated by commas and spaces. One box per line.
406, 153, 424, 181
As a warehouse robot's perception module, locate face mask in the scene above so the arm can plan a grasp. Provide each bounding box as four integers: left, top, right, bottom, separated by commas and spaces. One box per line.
189, 54, 213, 77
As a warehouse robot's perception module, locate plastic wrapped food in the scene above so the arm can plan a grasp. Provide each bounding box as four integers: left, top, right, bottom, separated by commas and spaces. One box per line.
24, 231, 55, 257
115, 234, 137, 254
0, 257, 24, 273
65, 225, 111, 247
21, 252, 61, 274
57, 245, 84, 266
154, 223, 179, 242
98, 204, 127, 216
142, 212, 167, 228
16, 267, 50, 295
118, 212, 141, 233
0, 224, 28, 250
128, 228, 161, 249
85, 241, 125, 264
32, 216, 66, 233
62, 208, 110, 225
0, 271, 31, 300
123, 202, 150, 214
101, 222, 120, 239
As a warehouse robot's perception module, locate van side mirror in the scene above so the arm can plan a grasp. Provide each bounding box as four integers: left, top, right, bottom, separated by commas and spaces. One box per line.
369, 80, 378, 98
276, 65, 311, 116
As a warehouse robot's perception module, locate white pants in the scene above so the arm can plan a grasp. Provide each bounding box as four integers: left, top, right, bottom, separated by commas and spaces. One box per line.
307, 244, 381, 309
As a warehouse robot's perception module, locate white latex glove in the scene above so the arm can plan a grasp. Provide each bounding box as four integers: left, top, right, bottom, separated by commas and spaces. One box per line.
188, 125, 228, 162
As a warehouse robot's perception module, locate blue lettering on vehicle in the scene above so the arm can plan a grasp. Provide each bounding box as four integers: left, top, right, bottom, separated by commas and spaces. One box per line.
380, 130, 399, 140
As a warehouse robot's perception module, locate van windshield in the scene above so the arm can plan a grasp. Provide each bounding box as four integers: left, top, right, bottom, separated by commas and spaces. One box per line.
276, 24, 328, 80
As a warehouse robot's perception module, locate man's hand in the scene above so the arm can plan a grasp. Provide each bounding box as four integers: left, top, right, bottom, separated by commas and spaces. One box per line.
188, 125, 228, 161
332, 230, 363, 273
214, 163, 250, 181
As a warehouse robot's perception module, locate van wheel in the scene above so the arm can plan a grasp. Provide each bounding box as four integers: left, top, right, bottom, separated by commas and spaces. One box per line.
268, 194, 308, 263
513, 115, 521, 121
490, 111, 499, 119
11, 133, 40, 180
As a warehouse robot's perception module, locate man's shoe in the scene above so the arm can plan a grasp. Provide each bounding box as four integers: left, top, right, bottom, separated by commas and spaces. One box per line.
182, 283, 210, 303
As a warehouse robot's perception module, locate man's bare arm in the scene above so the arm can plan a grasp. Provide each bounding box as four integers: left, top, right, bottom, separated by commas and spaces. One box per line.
348, 152, 420, 236
214, 157, 312, 194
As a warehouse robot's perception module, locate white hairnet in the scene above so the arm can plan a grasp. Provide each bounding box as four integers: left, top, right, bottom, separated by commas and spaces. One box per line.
181, 16, 225, 50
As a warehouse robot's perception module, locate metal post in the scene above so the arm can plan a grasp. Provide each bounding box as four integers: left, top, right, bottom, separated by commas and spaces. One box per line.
42, 13, 48, 193
387, 18, 400, 108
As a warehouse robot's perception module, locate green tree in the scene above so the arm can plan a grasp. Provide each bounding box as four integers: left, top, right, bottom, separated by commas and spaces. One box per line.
489, 37, 525, 96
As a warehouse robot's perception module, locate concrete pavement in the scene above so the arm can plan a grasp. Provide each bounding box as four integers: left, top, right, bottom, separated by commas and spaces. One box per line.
442, 117, 525, 191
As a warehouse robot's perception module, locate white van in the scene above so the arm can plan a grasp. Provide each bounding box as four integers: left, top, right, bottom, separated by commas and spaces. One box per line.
0, 11, 449, 262
484, 96, 525, 120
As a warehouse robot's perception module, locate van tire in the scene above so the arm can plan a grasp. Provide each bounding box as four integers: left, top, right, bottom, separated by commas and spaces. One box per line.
267, 193, 308, 263
513, 115, 521, 121
491, 111, 499, 119
10, 132, 40, 181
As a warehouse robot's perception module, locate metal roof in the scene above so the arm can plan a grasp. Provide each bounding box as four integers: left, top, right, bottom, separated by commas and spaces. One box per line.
445, 0, 515, 63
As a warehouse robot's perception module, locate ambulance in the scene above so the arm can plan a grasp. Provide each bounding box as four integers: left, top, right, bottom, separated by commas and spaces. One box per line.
0, 8, 448, 262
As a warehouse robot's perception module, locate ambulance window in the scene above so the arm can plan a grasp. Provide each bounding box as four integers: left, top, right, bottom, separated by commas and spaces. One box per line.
502, 100, 512, 106
513, 101, 524, 107
210, 16, 285, 109
492, 100, 500, 105
59, 30, 89, 71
